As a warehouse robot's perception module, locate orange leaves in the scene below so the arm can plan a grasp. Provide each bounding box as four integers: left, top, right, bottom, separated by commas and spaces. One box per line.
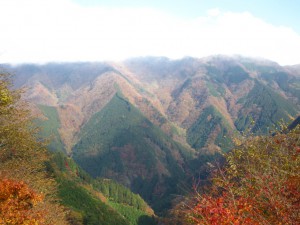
0, 179, 45, 225
0, 74, 67, 224
188, 125, 300, 224
191, 192, 259, 225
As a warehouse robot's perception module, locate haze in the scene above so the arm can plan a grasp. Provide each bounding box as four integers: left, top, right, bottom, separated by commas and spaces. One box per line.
1, 0, 300, 65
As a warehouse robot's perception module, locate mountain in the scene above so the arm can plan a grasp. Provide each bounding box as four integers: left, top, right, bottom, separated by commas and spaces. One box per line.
72, 93, 191, 211
0, 71, 155, 225
2, 55, 299, 213
49, 152, 156, 225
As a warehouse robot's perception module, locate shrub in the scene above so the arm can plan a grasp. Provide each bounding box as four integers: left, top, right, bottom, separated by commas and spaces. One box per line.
188, 124, 300, 224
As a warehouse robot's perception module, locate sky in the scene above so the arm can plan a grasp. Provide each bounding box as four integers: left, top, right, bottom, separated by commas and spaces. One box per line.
0, 0, 300, 65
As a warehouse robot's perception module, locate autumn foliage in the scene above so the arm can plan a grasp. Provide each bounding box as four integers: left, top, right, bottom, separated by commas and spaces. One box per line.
0, 179, 45, 225
0, 72, 67, 224
188, 124, 300, 225
190, 192, 259, 225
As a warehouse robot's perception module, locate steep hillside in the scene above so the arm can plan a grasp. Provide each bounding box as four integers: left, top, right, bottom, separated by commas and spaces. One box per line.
125, 56, 300, 145
187, 106, 233, 153
49, 152, 156, 225
72, 93, 191, 211
10, 62, 112, 91
3, 55, 300, 214
235, 81, 297, 133
6, 56, 299, 153
285, 64, 300, 77
35, 104, 65, 152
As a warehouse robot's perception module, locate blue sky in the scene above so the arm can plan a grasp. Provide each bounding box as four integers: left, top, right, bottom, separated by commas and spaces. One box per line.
74, 0, 300, 32
0, 0, 300, 65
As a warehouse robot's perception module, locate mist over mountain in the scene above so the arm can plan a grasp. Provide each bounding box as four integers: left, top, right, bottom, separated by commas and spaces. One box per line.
2, 55, 300, 213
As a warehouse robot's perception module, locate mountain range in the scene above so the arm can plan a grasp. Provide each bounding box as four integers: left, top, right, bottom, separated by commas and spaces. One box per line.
2, 55, 300, 213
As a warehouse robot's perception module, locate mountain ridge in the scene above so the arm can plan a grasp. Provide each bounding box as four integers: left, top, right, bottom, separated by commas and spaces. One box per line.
2, 55, 299, 213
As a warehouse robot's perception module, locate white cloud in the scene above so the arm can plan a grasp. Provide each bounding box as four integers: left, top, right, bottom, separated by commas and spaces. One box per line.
0, 0, 300, 65
207, 8, 221, 17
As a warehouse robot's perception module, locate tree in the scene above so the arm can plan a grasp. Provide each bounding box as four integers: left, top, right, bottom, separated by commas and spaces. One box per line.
0, 179, 44, 224
187, 123, 300, 224
0, 72, 67, 224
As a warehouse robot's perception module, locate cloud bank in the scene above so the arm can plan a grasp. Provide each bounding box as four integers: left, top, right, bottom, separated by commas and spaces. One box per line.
1, 0, 300, 65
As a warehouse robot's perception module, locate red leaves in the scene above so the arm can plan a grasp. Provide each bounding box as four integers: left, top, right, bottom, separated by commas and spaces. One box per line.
65, 160, 69, 169
188, 125, 300, 225
191, 192, 259, 225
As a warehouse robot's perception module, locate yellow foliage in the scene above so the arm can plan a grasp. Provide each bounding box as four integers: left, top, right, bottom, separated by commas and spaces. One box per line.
0, 179, 44, 225
0, 72, 68, 224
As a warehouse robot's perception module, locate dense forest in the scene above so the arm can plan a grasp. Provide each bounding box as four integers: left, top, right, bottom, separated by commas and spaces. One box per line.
163, 123, 300, 224
1, 56, 300, 225
0, 72, 156, 225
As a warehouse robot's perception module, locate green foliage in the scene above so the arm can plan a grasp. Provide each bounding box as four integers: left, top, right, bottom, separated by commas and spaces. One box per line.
205, 65, 223, 82
73, 93, 189, 212
35, 104, 65, 152
206, 81, 222, 97
73, 92, 188, 176
215, 127, 233, 151
73, 94, 152, 158
235, 81, 298, 133
109, 202, 156, 225
0, 72, 44, 181
187, 106, 233, 151
50, 151, 89, 180
205, 65, 249, 85
223, 65, 249, 84
0, 72, 67, 224
94, 178, 149, 211
187, 106, 217, 149
49, 151, 155, 225
58, 179, 130, 225
260, 71, 300, 100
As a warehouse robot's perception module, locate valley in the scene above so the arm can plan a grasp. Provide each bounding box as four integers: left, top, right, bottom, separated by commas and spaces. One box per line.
2, 55, 300, 216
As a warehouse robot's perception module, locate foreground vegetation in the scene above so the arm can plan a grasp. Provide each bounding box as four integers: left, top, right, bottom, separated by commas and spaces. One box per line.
0, 72, 67, 224
0, 72, 156, 225
183, 123, 300, 224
